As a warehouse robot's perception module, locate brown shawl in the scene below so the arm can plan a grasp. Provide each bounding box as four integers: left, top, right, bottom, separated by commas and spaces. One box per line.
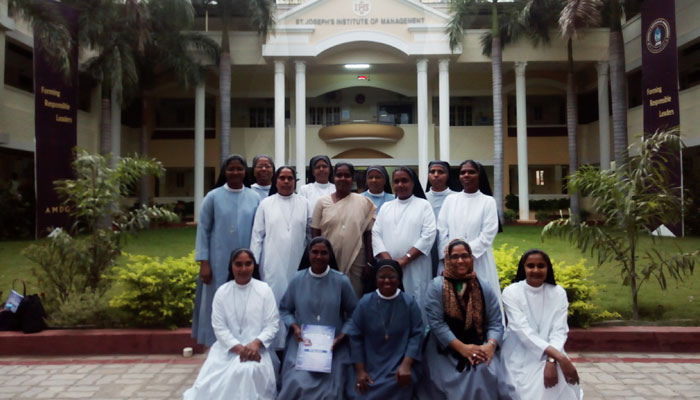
442, 240, 485, 341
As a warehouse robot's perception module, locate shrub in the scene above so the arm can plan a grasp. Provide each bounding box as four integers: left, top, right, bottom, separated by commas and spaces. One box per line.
505, 194, 519, 211
503, 209, 517, 223
110, 251, 198, 329
47, 291, 125, 328
535, 210, 553, 224
494, 244, 621, 327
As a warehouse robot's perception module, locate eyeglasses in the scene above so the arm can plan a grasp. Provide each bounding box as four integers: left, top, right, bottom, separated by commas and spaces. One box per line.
449, 254, 471, 261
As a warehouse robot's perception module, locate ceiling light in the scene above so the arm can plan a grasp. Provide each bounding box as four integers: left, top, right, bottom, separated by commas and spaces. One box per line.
345, 64, 370, 70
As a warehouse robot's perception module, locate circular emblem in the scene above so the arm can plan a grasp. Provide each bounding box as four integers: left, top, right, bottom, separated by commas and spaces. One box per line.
646, 18, 671, 54
352, 0, 371, 17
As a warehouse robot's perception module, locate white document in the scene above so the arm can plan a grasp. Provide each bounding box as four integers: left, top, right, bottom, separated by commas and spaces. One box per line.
295, 324, 335, 373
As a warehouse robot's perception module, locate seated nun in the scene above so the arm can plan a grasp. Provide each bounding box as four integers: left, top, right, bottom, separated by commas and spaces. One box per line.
347, 259, 424, 399
277, 237, 358, 399
501, 249, 582, 400
184, 249, 279, 400
418, 239, 519, 400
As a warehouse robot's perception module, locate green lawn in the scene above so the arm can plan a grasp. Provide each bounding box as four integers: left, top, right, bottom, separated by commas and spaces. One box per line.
2, 225, 698, 324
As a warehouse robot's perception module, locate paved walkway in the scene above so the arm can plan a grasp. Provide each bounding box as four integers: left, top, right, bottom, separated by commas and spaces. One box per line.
0, 352, 699, 399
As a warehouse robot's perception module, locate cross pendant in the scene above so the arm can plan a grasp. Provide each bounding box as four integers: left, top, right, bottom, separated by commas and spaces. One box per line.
385, 334, 389, 341
317, 315, 321, 322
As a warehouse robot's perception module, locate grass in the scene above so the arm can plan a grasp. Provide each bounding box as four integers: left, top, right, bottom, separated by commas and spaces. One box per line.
1, 225, 698, 324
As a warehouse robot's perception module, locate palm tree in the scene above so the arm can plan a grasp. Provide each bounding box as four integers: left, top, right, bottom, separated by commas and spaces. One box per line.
608, 0, 631, 166
448, 0, 558, 223
558, 0, 602, 221
8, 0, 73, 77
135, 0, 220, 205
212, 0, 274, 165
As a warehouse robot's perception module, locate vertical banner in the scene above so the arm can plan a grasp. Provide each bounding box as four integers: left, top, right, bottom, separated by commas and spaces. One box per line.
33, 1, 79, 237
641, 0, 682, 236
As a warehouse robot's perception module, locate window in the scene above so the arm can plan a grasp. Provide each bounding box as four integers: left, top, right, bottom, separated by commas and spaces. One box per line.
4, 40, 33, 93
535, 170, 545, 186
679, 40, 700, 91
249, 107, 273, 128
308, 106, 340, 126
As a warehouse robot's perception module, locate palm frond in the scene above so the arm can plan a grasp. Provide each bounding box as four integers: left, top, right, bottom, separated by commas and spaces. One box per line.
559, 0, 603, 39
447, 0, 481, 53
247, 0, 275, 37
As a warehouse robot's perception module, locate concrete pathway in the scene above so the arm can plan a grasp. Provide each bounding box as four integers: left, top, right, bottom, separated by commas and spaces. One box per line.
1, 352, 699, 399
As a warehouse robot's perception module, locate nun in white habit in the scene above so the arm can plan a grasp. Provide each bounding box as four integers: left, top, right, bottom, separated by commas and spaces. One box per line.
251, 166, 311, 349
437, 160, 502, 304
297, 155, 335, 210
184, 249, 280, 400
501, 249, 582, 400
372, 166, 435, 317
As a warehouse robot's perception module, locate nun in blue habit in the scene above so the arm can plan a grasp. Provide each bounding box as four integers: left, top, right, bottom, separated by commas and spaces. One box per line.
192, 155, 260, 346
347, 259, 424, 400
277, 237, 359, 400
362, 165, 394, 213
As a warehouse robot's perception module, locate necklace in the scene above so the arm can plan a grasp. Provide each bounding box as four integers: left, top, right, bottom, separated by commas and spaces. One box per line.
279, 194, 296, 231
308, 267, 329, 322
233, 283, 253, 334
376, 295, 397, 341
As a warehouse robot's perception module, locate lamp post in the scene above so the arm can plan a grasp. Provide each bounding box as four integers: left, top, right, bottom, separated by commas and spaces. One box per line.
204, 0, 217, 32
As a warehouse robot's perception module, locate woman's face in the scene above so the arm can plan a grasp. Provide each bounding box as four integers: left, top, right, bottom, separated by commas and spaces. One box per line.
225, 159, 246, 188
313, 160, 330, 184
366, 170, 385, 194
309, 242, 330, 271
276, 168, 295, 196
231, 252, 254, 285
428, 165, 448, 191
449, 244, 473, 276
376, 267, 400, 297
253, 157, 273, 185
334, 165, 353, 194
393, 170, 413, 200
524, 253, 548, 288
459, 162, 479, 193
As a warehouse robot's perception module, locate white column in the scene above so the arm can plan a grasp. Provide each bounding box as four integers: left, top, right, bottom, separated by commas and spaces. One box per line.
417, 59, 429, 187
438, 59, 450, 162
596, 61, 611, 170
110, 88, 121, 168
295, 61, 306, 185
515, 62, 529, 221
274, 61, 286, 167
194, 82, 205, 222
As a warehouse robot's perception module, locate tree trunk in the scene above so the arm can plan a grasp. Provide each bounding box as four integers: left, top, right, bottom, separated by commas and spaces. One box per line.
566, 39, 580, 221
609, 0, 628, 166
100, 90, 111, 156
219, 23, 231, 165
491, 4, 504, 224
629, 244, 639, 320
492, 54, 504, 221
138, 96, 149, 207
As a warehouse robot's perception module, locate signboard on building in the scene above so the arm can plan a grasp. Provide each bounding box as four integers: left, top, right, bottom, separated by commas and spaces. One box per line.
641, 0, 682, 236
33, 1, 78, 237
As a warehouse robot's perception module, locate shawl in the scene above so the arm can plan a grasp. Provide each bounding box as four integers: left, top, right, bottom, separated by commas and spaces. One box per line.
442, 240, 485, 342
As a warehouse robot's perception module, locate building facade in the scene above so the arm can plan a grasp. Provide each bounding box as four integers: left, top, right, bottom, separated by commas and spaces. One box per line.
1, 0, 699, 223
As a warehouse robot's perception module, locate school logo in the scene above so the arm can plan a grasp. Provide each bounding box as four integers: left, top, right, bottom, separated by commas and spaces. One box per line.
353, 0, 371, 17
646, 18, 671, 54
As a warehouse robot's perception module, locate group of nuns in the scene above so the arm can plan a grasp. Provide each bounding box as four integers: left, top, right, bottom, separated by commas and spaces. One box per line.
184, 154, 582, 400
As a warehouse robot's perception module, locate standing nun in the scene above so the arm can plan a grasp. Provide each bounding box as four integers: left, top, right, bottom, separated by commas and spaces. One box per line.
251, 155, 275, 199
362, 165, 394, 213
194, 155, 260, 346
425, 161, 456, 277
437, 160, 501, 300
250, 166, 311, 349
297, 155, 335, 211
372, 166, 435, 318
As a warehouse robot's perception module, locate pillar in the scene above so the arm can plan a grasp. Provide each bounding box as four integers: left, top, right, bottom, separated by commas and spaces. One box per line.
515, 62, 529, 220
194, 82, 205, 222
295, 61, 306, 185
110, 88, 121, 168
438, 59, 450, 162
417, 59, 429, 187
274, 60, 286, 167
597, 61, 611, 170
